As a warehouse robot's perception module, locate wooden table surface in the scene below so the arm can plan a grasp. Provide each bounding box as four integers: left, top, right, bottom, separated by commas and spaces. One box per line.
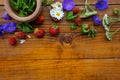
0, 0, 120, 80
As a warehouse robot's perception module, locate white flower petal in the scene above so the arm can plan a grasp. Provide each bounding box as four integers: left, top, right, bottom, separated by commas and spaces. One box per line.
27, 35, 31, 38
20, 39, 26, 44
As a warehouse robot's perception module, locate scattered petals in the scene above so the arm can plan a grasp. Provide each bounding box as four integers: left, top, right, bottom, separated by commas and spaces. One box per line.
2, 11, 12, 20
93, 15, 102, 25
27, 35, 32, 38
20, 39, 26, 44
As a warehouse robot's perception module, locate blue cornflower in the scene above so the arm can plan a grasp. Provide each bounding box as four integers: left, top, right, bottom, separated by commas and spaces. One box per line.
2, 22, 17, 33
2, 11, 12, 20
93, 15, 102, 25
95, 0, 109, 10
0, 25, 3, 37
63, 0, 75, 11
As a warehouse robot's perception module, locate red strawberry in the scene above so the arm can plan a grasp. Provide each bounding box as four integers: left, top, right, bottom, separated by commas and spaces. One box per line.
49, 24, 60, 35
72, 7, 80, 14
34, 28, 45, 38
36, 16, 44, 24
15, 32, 26, 39
8, 37, 17, 45
74, 17, 82, 26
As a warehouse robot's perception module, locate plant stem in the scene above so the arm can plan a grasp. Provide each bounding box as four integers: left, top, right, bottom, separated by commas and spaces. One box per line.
111, 27, 120, 35
111, 18, 120, 23
85, 0, 88, 9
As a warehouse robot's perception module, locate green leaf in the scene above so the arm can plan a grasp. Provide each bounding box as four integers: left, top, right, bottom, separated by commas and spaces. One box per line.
52, 24, 58, 30
19, 11, 26, 17
47, 0, 52, 6
42, 0, 47, 6
17, 22, 33, 33
114, 8, 120, 16
105, 31, 112, 41
23, 25, 32, 32
66, 11, 73, 18
81, 24, 90, 34
87, 27, 97, 38
70, 23, 77, 30
42, 0, 52, 6
66, 11, 77, 20
10, 0, 36, 17
10, 0, 18, 10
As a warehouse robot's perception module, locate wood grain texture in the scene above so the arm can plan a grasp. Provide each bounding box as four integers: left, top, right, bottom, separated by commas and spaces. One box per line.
0, 0, 120, 80
0, 60, 120, 80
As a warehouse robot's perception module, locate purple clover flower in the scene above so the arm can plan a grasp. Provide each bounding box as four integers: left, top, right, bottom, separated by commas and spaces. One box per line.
95, 0, 109, 11
2, 11, 12, 20
93, 15, 102, 26
63, 0, 75, 11
2, 22, 17, 33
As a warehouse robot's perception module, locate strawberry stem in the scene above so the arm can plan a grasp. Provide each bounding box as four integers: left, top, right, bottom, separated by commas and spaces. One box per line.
52, 24, 58, 29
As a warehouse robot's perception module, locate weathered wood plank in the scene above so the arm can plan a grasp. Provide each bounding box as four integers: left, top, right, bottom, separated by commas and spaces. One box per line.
0, 0, 120, 80
0, 33, 120, 60
0, 59, 120, 80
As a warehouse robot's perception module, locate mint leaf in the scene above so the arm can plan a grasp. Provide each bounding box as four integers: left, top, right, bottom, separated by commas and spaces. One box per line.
70, 23, 77, 30
42, 0, 47, 6
66, 11, 77, 20
42, 0, 52, 6
17, 22, 33, 33
47, 0, 52, 6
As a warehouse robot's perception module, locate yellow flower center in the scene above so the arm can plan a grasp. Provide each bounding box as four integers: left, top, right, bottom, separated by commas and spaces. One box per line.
58, 4, 61, 7
56, 12, 60, 17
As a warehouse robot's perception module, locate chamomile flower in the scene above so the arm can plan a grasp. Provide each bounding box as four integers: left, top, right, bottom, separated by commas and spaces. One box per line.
50, 2, 64, 21
51, 2, 63, 11
55, 2, 63, 10
51, 3, 56, 9
50, 9, 55, 17
54, 10, 64, 20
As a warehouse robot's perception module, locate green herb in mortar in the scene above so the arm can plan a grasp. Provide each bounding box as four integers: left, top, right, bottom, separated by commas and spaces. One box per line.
10, 0, 36, 17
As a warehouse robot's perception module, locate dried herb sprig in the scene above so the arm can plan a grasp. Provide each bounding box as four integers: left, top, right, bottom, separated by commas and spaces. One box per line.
80, 0, 97, 18
102, 14, 120, 40
106, 27, 120, 41
103, 14, 120, 31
